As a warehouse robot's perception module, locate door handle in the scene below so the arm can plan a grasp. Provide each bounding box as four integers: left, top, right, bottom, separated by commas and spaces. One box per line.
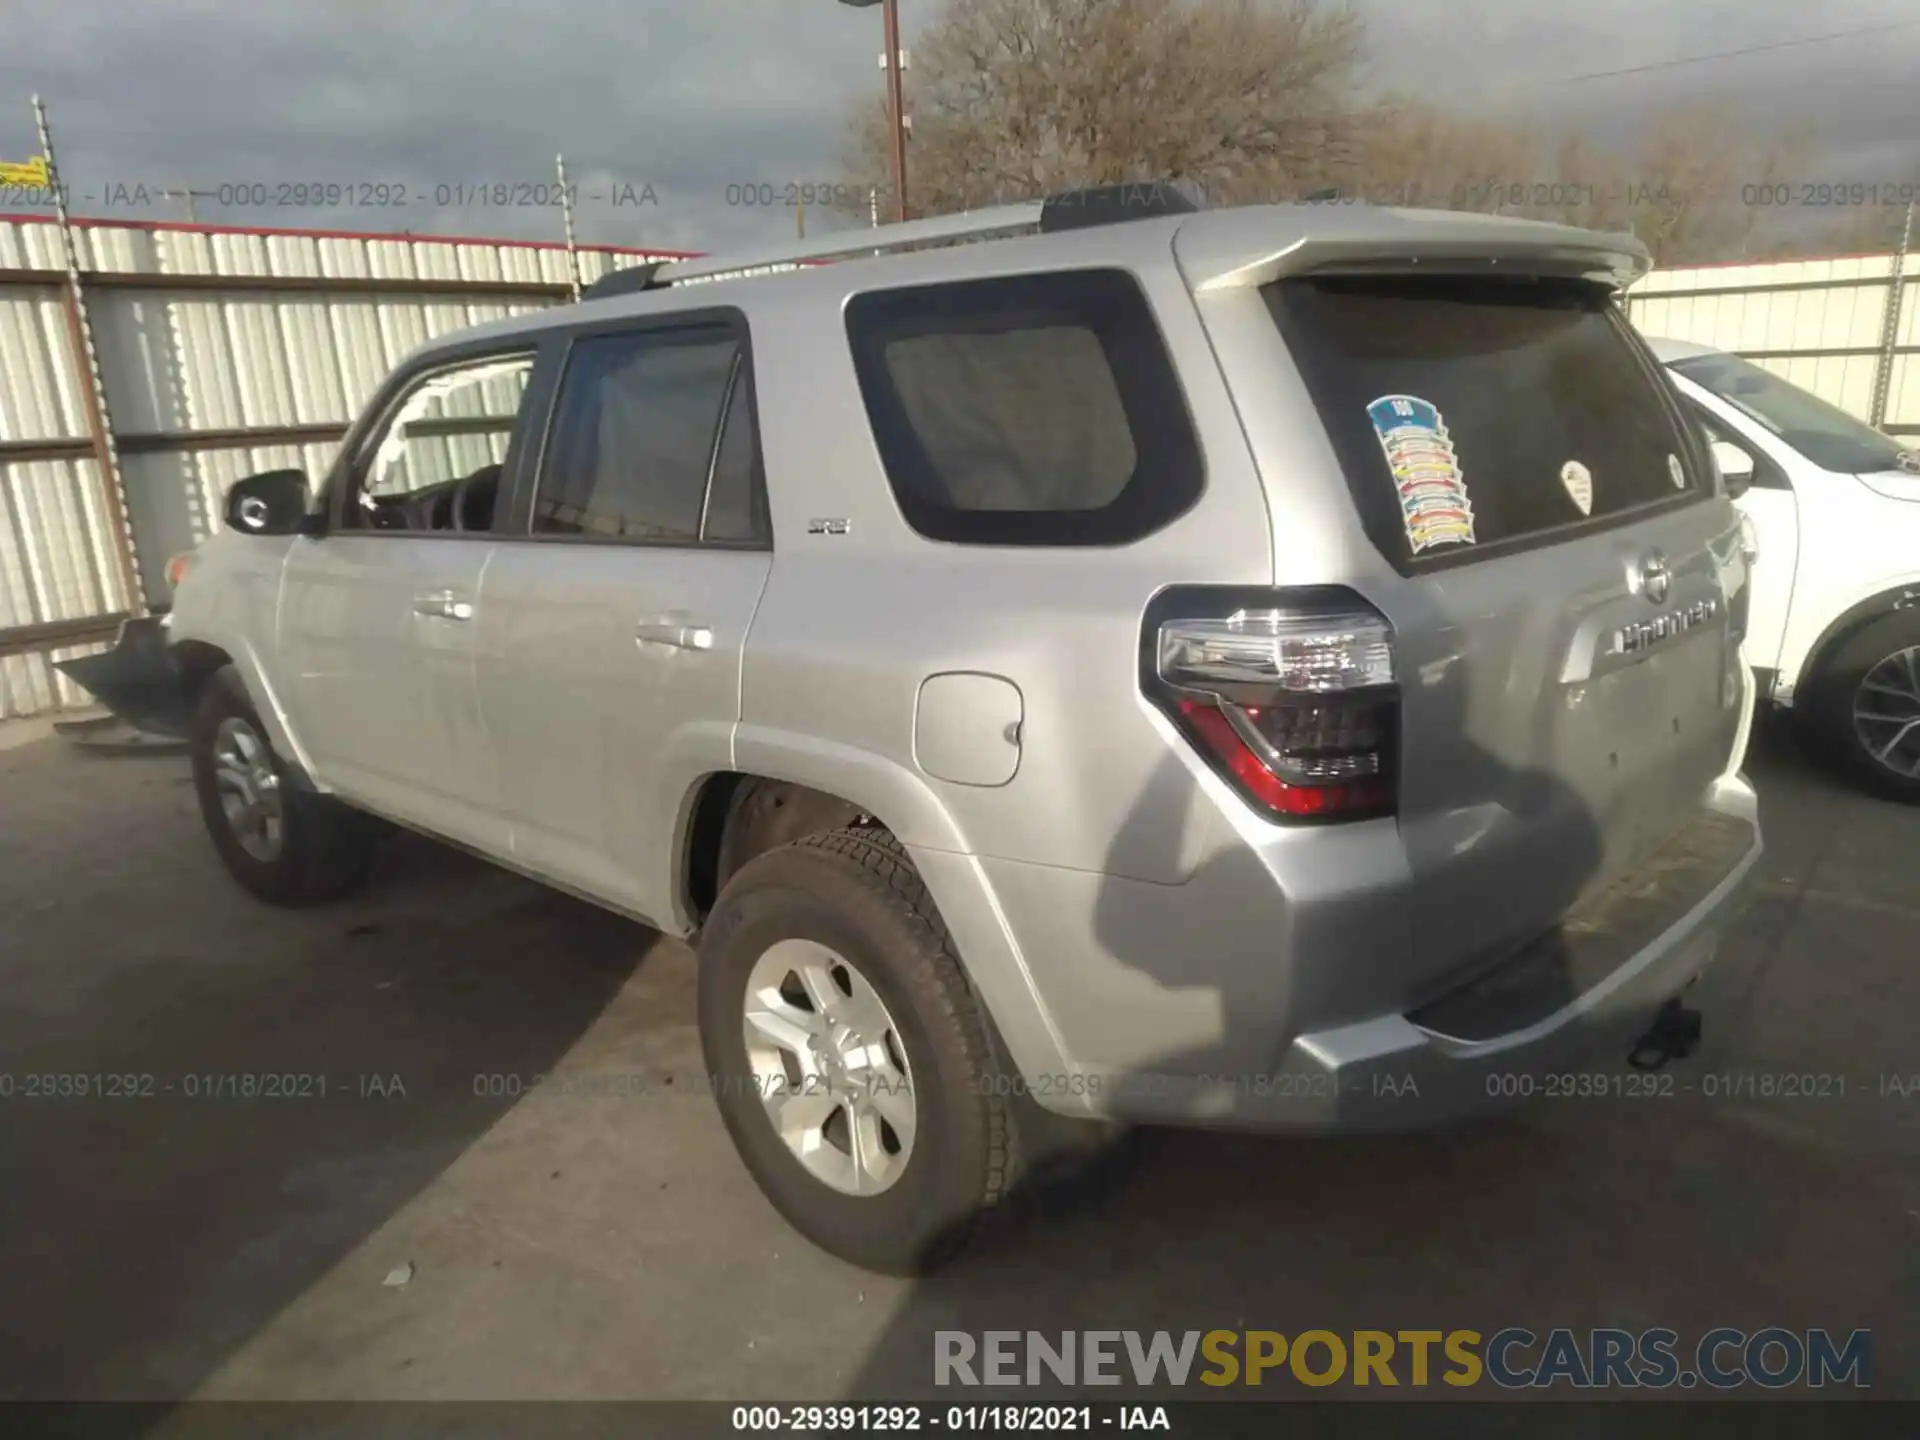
413, 590, 474, 621
635, 620, 714, 651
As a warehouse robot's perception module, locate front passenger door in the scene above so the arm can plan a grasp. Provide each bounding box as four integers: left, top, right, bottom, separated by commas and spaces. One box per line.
278, 351, 535, 849
477, 313, 773, 922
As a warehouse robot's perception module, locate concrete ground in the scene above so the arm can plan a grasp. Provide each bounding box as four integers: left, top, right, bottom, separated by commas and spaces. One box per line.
0, 714, 1914, 1404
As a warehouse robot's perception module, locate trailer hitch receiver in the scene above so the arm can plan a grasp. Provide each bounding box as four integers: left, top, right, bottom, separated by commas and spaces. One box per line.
1627, 999, 1703, 1071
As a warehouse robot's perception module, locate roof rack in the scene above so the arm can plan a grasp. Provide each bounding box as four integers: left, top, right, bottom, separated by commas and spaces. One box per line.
580, 182, 1200, 300
651, 200, 1044, 289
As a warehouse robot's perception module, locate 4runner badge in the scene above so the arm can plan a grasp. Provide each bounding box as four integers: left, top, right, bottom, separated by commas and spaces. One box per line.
1612, 597, 1720, 656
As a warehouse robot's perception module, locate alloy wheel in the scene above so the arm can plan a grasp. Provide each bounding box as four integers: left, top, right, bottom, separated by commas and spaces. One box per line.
1852, 645, 1920, 780
212, 715, 285, 861
742, 939, 916, 1196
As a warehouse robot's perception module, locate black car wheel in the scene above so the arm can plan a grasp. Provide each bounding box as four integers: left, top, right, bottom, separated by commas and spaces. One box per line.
189, 666, 378, 903
1809, 612, 1920, 804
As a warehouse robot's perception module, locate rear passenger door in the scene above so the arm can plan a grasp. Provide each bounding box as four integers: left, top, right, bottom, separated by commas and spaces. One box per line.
476, 311, 773, 922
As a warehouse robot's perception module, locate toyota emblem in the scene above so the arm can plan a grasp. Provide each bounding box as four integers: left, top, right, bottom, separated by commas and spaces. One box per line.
1639, 550, 1672, 606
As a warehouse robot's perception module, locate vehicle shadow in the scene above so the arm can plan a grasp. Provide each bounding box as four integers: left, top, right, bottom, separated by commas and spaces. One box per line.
0, 754, 655, 1404
829, 652, 1909, 1407
832, 645, 1609, 1397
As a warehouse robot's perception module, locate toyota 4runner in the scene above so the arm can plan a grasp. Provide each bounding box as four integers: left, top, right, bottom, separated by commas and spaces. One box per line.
164, 190, 1764, 1273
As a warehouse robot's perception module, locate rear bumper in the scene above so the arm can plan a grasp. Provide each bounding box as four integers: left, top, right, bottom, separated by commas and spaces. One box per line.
966, 774, 1761, 1132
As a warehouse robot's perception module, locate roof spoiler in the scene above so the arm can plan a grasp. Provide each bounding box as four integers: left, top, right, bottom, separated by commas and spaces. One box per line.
1177, 210, 1652, 294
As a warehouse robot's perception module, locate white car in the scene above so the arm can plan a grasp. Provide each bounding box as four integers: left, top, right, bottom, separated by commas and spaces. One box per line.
1653, 337, 1920, 802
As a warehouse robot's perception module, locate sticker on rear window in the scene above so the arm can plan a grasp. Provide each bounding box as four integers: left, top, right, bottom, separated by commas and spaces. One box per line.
1668, 453, 1686, 490
1367, 395, 1476, 554
1561, 459, 1594, 515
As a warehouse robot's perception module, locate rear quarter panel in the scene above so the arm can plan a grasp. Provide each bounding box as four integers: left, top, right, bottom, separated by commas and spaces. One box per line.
736, 234, 1276, 883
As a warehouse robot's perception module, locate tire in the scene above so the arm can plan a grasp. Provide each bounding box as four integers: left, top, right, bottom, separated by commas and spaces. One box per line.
697, 827, 1018, 1274
1806, 611, 1920, 804
1005, 1086, 1138, 1220
189, 666, 377, 904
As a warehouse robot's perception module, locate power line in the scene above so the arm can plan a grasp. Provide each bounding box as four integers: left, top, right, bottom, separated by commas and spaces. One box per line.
1498, 17, 1920, 90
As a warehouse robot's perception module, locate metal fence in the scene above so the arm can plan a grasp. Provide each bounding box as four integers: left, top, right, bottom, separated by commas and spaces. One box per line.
0, 214, 682, 719
1625, 247, 1919, 437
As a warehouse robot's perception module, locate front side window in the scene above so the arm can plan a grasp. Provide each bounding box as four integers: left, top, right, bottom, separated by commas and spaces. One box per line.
535, 324, 764, 545
845, 269, 1203, 545
350, 353, 534, 533
1670, 351, 1908, 475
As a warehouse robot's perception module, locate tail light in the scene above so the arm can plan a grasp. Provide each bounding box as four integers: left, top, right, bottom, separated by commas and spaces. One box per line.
164, 550, 198, 591
1146, 589, 1398, 822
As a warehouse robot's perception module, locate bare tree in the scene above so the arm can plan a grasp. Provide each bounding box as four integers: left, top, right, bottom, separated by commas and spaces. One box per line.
839, 0, 1366, 215
839, 1, 1821, 268
1601, 104, 1791, 263
1338, 97, 1539, 212
1813, 176, 1920, 259
1342, 99, 1810, 265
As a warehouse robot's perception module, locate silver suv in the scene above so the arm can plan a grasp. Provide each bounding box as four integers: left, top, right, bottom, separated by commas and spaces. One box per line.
166, 189, 1764, 1273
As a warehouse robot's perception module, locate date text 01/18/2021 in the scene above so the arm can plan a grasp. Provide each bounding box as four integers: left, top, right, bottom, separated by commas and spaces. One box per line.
731, 1405, 1169, 1432
0, 1072, 407, 1100
0, 180, 662, 210
1486, 1071, 1920, 1100
971, 1072, 1421, 1101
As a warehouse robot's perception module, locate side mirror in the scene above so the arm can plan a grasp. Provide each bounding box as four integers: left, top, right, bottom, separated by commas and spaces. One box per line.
224, 469, 317, 536
1710, 440, 1755, 499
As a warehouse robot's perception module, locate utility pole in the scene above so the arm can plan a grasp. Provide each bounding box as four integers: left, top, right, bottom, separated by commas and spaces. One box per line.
839, 0, 908, 223
1868, 197, 1914, 430
31, 95, 145, 615
556, 152, 582, 302
881, 0, 907, 222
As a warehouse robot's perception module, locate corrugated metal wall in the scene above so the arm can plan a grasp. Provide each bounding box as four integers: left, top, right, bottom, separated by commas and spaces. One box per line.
0, 215, 678, 719
0, 455, 123, 717
1626, 250, 1920, 435
0, 266, 118, 717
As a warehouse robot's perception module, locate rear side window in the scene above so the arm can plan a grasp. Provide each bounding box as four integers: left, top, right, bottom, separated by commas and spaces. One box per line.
1267, 277, 1702, 568
535, 322, 767, 545
845, 269, 1202, 545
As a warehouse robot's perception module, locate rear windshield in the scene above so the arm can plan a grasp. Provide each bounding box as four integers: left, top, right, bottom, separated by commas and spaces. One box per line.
1266, 276, 1704, 568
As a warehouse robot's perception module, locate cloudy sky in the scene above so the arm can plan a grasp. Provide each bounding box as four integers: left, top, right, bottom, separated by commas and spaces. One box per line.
4, 0, 1916, 255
